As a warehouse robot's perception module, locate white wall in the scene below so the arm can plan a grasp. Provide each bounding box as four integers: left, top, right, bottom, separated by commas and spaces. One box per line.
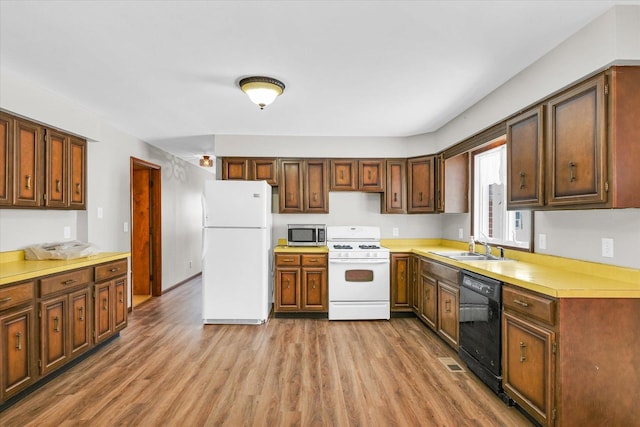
0, 71, 211, 291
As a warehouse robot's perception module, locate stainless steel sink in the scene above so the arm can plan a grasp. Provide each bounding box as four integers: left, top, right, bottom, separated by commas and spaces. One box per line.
429, 251, 512, 261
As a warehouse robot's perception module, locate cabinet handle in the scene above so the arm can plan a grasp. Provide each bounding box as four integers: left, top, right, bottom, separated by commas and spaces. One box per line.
519, 171, 525, 189
425, 288, 430, 299
288, 192, 293, 201
15, 332, 23, 350
519, 341, 527, 362
569, 161, 576, 182
55, 179, 61, 193
62, 279, 77, 286
0, 297, 12, 304
393, 192, 398, 202
103, 297, 108, 310
75, 182, 81, 194
54, 316, 60, 332
25, 175, 32, 190
513, 299, 529, 307
313, 192, 318, 202
368, 170, 372, 180
445, 299, 451, 313
312, 280, 316, 289
418, 191, 423, 201
340, 170, 344, 180
308, 259, 318, 262
285, 278, 290, 289
109, 267, 120, 272
119, 291, 124, 303
79, 306, 84, 321
283, 258, 294, 262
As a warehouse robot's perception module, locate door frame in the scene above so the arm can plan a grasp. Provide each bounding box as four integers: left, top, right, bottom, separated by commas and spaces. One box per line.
130, 157, 162, 299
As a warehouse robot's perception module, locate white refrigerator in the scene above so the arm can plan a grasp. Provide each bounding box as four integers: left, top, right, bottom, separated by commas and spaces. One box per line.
202, 180, 272, 324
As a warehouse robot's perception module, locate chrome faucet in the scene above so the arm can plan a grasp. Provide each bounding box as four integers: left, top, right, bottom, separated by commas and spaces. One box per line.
480, 232, 491, 256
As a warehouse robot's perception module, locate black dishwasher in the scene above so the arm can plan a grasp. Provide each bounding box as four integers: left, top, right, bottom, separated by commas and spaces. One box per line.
458, 270, 504, 396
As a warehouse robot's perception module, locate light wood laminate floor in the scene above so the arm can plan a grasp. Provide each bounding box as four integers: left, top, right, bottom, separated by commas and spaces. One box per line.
1, 276, 533, 426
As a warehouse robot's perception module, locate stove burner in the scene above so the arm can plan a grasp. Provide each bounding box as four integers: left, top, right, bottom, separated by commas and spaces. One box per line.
333, 244, 353, 250
359, 244, 380, 249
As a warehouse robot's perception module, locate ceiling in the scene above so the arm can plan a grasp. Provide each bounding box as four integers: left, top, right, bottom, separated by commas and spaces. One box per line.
0, 1, 636, 167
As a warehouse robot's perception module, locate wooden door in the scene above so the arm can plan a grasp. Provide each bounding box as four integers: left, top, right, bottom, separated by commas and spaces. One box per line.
305, 159, 328, 212
0, 112, 13, 206
40, 295, 68, 375
69, 137, 86, 209
384, 159, 406, 213
330, 159, 357, 191
279, 160, 304, 213
132, 168, 151, 297
13, 119, 42, 207
0, 307, 35, 401
359, 159, 384, 192
546, 75, 606, 206
507, 107, 544, 208
408, 156, 435, 213
69, 287, 91, 358
44, 129, 69, 208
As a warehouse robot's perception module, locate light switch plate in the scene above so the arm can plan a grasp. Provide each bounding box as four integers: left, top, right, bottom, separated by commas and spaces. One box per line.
602, 238, 614, 258
392, 227, 399, 237
539, 234, 547, 250
458, 228, 464, 239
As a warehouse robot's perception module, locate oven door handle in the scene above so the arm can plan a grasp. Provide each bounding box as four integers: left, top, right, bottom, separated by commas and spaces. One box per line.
329, 259, 389, 264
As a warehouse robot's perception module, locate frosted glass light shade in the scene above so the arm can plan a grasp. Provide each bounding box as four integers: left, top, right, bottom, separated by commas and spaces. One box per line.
239, 76, 285, 109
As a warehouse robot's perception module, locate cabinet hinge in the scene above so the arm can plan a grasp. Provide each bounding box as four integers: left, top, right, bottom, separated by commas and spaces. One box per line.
552, 341, 557, 354
604, 83, 609, 96
552, 408, 557, 420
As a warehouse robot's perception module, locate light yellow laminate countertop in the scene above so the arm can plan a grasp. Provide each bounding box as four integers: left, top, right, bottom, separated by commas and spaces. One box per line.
0, 251, 131, 286
381, 239, 639, 299
273, 245, 328, 254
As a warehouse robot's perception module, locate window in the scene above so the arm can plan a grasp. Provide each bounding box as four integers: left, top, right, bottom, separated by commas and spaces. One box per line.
472, 139, 531, 250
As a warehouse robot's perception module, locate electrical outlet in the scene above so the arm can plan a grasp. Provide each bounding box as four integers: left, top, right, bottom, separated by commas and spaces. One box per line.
392, 227, 399, 237
97, 207, 103, 219
458, 228, 463, 239
123, 222, 129, 233
539, 233, 547, 250
602, 238, 614, 258
63, 226, 71, 239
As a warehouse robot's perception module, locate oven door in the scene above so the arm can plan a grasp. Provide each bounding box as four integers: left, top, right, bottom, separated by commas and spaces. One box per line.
328, 258, 390, 302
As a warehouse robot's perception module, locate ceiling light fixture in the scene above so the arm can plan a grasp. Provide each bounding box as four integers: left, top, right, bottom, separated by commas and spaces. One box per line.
239, 76, 285, 110
200, 155, 213, 167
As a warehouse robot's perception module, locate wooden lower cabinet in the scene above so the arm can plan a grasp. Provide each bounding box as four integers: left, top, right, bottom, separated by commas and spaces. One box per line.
390, 253, 411, 312
40, 294, 68, 375
275, 253, 327, 315
94, 261, 128, 345
1, 305, 36, 402
437, 281, 459, 349
419, 274, 437, 329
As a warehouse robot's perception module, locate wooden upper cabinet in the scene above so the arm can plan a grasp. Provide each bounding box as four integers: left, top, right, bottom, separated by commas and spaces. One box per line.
443, 153, 469, 213
0, 112, 12, 206
221, 158, 249, 180
45, 129, 69, 208
279, 159, 304, 213
69, 137, 86, 209
14, 118, 43, 207
251, 158, 278, 186
359, 159, 384, 192
407, 155, 435, 213
383, 159, 406, 214
435, 154, 444, 213
305, 159, 328, 213
546, 75, 607, 206
507, 107, 545, 208
330, 159, 357, 191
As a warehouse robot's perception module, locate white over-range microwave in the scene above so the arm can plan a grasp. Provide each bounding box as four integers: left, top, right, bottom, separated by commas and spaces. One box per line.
287, 224, 326, 247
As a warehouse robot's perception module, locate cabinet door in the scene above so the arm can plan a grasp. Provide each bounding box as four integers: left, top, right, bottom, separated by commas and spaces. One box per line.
69, 287, 91, 358
507, 107, 544, 208
251, 158, 278, 186
435, 154, 444, 212
0, 112, 13, 206
69, 137, 86, 209
40, 295, 68, 375
411, 257, 420, 313
305, 159, 328, 213
279, 160, 304, 213
437, 281, 459, 349
408, 156, 435, 213
114, 278, 128, 331
330, 159, 357, 191
222, 158, 249, 180
359, 159, 384, 192
13, 118, 42, 207
444, 153, 469, 213
384, 159, 406, 213
420, 274, 437, 329
391, 254, 411, 311
275, 268, 301, 311
503, 311, 556, 427
302, 268, 327, 311
45, 129, 69, 208
1, 306, 35, 401
94, 282, 113, 344
547, 75, 607, 206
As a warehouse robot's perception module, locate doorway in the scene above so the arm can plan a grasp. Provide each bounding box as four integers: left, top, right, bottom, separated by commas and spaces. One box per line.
130, 157, 162, 307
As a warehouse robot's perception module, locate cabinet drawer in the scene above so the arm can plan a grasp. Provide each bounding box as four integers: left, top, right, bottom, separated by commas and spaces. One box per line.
422, 260, 459, 284
95, 260, 128, 282
503, 285, 556, 326
302, 254, 327, 267
275, 254, 301, 266
40, 269, 91, 297
0, 281, 35, 311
